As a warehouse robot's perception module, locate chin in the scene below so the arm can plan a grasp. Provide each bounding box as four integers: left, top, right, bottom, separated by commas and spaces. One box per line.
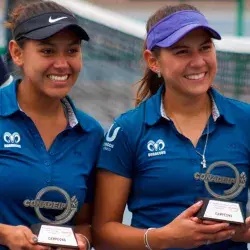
46, 88, 71, 99
187, 85, 211, 97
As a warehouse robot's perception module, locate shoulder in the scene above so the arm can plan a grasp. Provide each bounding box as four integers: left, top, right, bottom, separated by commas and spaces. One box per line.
211, 88, 250, 121
220, 95, 250, 127
64, 95, 104, 136
224, 96, 250, 115
75, 108, 104, 136
113, 103, 146, 131
104, 102, 149, 150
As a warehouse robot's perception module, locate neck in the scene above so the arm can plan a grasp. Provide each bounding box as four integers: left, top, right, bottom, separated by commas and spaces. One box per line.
164, 89, 211, 117
17, 80, 63, 116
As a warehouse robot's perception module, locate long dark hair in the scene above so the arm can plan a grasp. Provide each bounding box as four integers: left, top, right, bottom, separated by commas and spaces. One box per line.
135, 4, 201, 106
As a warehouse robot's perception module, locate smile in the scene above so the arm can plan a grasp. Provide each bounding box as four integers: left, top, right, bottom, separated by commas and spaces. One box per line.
48, 75, 69, 81
185, 72, 206, 80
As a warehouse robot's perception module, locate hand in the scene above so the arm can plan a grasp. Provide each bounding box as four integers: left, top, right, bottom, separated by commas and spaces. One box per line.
191, 217, 230, 225
58, 234, 90, 250
231, 217, 250, 242
191, 215, 250, 243
155, 201, 235, 249
5, 225, 48, 250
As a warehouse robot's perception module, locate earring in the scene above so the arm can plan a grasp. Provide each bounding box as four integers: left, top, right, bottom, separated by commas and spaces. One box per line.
157, 71, 161, 78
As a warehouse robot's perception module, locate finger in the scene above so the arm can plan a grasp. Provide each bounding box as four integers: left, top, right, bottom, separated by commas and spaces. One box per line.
202, 229, 236, 245
190, 217, 202, 223
199, 222, 230, 233
22, 226, 38, 245
75, 234, 89, 250
245, 217, 250, 229
178, 201, 203, 219
229, 224, 244, 230
201, 220, 221, 225
31, 235, 38, 244
35, 245, 51, 250
191, 217, 221, 225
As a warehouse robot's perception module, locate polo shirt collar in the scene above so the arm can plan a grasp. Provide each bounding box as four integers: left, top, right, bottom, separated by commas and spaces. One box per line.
144, 85, 235, 126
144, 85, 163, 126
209, 88, 235, 125
0, 80, 92, 132
62, 96, 94, 132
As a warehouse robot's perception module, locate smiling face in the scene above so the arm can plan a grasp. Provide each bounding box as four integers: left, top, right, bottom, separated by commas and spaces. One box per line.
148, 28, 217, 98
11, 29, 82, 99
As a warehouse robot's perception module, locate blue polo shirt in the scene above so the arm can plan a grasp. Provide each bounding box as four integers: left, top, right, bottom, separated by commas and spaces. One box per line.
0, 80, 103, 240
98, 86, 250, 250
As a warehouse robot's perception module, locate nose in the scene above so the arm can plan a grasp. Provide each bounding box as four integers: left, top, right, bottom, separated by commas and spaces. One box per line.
53, 55, 69, 70
189, 51, 206, 68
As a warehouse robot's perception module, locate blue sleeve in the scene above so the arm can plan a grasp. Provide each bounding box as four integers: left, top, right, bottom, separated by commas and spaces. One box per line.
97, 122, 133, 178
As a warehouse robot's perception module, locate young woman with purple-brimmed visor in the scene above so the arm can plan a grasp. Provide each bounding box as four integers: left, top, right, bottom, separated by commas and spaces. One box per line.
93, 4, 250, 250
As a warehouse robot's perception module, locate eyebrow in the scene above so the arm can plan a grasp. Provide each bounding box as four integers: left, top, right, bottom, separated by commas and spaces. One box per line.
170, 38, 212, 50
200, 38, 212, 46
37, 40, 81, 46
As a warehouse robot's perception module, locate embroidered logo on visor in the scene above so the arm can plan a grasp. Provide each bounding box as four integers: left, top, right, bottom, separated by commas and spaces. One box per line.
49, 16, 68, 23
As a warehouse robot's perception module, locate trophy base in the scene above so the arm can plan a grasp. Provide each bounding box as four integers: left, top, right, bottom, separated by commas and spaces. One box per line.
195, 198, 245, 225
31, 223, 78, 248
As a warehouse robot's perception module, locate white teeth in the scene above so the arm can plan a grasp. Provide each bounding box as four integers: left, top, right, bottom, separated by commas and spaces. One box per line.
185, 73, 205, 80
48, 75, 68, 81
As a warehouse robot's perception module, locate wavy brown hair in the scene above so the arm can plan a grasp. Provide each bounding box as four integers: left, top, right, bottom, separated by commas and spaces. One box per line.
135, 4, 201, 106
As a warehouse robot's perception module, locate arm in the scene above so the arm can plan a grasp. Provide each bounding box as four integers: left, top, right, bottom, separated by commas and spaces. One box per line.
74, 203, 92, 246
72, 166, 96, 250
73, 163, 97, 249
92, 123, 150, 250
92, 170, 234, 250
92, 169, 149, 250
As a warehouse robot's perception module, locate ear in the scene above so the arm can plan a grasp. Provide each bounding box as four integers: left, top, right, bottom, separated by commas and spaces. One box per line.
143, 49, 160, 74
9, 40, 24, 67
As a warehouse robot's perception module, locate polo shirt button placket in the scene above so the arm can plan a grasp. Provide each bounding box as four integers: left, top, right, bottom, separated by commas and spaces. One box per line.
44, 160, 50, 166
44, 160, 51, 184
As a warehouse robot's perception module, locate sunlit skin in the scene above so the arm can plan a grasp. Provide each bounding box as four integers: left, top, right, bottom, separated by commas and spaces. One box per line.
10, 29, 82, 101
145, 28, 217, 100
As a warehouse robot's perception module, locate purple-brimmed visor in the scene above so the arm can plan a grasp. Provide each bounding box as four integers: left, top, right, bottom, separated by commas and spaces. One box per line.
146, 10, 221, 50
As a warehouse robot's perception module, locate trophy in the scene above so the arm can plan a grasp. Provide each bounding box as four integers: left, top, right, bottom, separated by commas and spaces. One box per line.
23, 186, 79, 248
194, 161, 247, 224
